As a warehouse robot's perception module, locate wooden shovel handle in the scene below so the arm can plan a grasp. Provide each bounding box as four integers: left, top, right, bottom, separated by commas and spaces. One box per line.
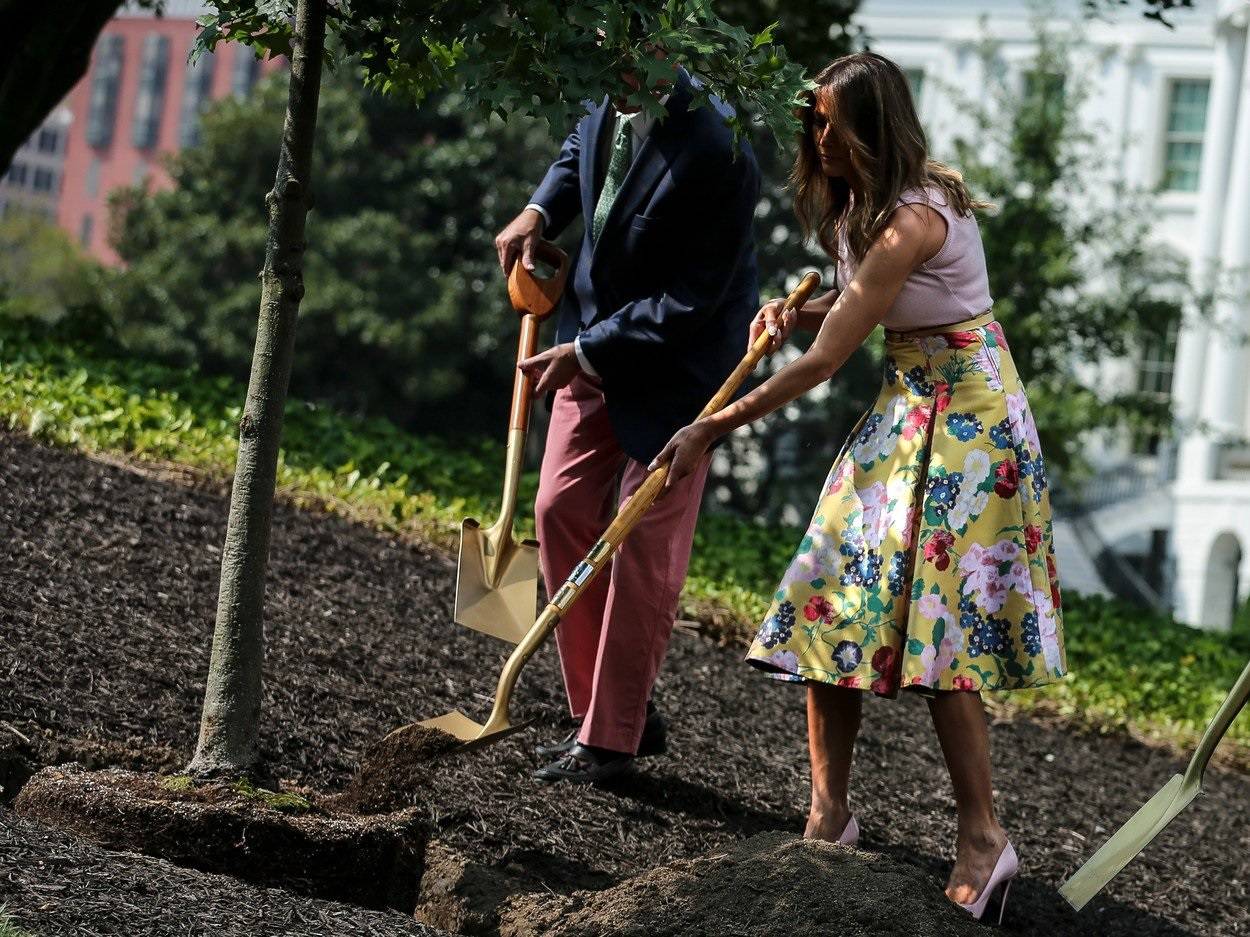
507, 241, 570, 321
510, 315, 541, 432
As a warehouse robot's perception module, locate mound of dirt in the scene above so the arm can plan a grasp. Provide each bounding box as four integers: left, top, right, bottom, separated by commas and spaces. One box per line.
338, 723, 464, 814
500, 831, 993, 937
14, 765, 428, 912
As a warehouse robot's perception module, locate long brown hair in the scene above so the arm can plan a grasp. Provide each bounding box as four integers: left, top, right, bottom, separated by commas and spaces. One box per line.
792, 52, 989, 265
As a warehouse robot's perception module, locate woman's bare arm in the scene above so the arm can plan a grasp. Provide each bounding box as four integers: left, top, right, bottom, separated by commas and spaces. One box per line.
651, 206, 936, 481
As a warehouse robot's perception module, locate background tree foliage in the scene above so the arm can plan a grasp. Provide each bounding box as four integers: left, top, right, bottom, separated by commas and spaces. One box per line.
195, 0, 812, 144
948, 23, 1186, 484
110, 66, 559, 436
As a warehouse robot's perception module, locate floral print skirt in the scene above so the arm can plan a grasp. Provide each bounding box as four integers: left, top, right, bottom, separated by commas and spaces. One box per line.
745, 311, 1067, 697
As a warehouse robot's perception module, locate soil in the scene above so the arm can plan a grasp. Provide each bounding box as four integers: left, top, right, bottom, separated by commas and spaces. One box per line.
338, 723, 465, 814
499, 831, 995, 937
13, 764, 427, 912
2, 429, 1249, 936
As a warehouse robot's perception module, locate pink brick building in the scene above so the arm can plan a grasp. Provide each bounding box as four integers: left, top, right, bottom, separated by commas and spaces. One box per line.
57, 3, 282, 264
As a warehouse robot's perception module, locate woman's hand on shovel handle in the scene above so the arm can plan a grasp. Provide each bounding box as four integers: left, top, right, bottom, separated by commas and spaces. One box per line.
649, 418, 720, 492
519, 343, 580, 396
748, 298, 795, 354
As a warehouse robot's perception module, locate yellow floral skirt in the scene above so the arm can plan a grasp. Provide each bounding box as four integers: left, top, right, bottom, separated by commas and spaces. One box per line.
745, 311, 1067, 697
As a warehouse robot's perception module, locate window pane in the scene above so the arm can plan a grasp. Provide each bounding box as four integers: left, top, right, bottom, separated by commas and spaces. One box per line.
1164, 140, 1202, 192
86, 157, 102, 198
1162, 79, 1209, 191
86, 35, 126, 148
904, 68, 925, 107
80, 214, 95, 248
1167, 79, 1209, 134
132, 34, 171, 149
179, 49, 216, 148
231, 48, 261, 98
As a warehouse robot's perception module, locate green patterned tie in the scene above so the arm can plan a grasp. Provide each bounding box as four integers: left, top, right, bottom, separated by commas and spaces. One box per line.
592, 113, 632, 243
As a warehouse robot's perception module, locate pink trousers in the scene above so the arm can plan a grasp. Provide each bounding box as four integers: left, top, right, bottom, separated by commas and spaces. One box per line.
535, 372, 711, 754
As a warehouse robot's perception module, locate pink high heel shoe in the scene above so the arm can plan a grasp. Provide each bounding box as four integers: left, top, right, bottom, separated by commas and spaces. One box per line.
956, 840, 1018, 925
836, 814, 860, 847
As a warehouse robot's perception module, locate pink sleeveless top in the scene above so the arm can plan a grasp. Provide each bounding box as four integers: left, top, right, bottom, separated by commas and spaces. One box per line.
836, 185, 993, 331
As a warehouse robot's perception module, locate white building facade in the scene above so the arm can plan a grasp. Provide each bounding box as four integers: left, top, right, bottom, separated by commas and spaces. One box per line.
855, 0, 1250, 630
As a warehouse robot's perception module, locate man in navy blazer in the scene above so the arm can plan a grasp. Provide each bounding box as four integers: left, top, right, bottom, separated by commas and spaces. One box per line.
499, 63, 760, 783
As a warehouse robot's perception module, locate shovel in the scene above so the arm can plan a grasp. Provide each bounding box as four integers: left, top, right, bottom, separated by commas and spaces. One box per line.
1059, 656, 1250, 910
454, 241, 571, 644
418, 271, 822, 750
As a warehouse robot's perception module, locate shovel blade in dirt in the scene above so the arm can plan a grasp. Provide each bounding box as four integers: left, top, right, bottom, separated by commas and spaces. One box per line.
1058, 774, 1198, 910
453, 244, 569, 644
454, 516, 539, 644
418, 708, 531, 751
1059, 656, 1250, 911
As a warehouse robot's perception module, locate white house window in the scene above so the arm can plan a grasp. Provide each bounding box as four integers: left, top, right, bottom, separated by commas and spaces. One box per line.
1023, 69, 1066, 122
1162, 79, 1209, 192
1138, 319, 1179, 397
1133, 319, 1180, 455
903, 67, 925, 108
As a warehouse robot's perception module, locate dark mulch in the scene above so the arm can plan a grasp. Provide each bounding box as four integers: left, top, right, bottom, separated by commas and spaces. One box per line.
2, 429, 1248, 936
0, 808, 444, 936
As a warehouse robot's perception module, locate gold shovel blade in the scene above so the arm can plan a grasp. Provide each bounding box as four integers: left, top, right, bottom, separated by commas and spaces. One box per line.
454, 517, 539, 644
1059, 773, 1198, 910
418, 710, 533, 752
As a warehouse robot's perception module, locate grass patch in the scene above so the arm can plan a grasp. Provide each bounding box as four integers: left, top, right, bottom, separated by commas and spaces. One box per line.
0, 907, 33, 937
157, 774, 310, 812
159, 774, 195, 794
3, 318, 1249, 766
230, 778, 312, 813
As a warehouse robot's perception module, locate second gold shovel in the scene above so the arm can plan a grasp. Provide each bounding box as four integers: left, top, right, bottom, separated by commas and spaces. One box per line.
454, 242, 570, 643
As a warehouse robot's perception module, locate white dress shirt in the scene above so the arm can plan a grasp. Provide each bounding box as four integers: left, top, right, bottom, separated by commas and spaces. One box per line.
525, 96, 669, 379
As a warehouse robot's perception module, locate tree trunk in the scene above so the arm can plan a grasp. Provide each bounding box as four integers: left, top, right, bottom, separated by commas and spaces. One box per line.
188, 0, 327, 779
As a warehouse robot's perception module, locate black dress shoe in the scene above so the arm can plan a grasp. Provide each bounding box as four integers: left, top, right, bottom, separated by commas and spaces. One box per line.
534, 725, 581, 760
533, 743, 632, 784
533, 703, 668, 759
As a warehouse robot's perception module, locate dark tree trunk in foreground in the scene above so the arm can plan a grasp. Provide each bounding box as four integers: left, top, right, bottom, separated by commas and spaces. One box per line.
188, 0, 327, 779
0, 0, 124, 174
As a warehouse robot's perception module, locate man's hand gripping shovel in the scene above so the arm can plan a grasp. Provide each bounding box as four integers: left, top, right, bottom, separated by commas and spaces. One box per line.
404, 271, 822, 753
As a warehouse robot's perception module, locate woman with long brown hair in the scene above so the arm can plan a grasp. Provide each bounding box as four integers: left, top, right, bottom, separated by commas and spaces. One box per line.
651, 51, 1067, 923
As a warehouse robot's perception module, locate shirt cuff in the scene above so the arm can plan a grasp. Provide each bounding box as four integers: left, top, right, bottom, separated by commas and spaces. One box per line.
573, 336, 600, 379
524, 203, 550, 230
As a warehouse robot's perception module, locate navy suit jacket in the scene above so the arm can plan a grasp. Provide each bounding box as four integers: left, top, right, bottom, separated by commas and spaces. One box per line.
528, 69, 761, 464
